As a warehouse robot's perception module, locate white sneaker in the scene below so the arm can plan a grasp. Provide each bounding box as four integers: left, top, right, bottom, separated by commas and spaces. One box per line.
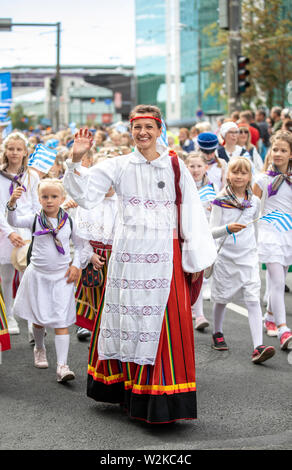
195, 315, 210, 330
34, 347, 49, 368
56, 364, 75, 383
7, 316, 20, 335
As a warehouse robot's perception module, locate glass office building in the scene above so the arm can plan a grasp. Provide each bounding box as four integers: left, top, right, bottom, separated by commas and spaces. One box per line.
135, 0, 225, 123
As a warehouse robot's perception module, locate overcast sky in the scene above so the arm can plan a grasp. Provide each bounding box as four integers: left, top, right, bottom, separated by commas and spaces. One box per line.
0, 0, 135, 67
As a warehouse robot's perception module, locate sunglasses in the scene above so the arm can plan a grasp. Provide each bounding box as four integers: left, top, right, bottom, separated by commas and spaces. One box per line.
239, 130, 249, 134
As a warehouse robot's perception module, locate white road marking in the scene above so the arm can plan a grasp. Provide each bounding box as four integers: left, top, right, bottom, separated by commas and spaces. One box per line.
226, 303, 248, 318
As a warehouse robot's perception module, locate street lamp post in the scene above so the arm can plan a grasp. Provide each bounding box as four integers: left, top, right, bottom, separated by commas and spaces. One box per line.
0, 19, 61, 129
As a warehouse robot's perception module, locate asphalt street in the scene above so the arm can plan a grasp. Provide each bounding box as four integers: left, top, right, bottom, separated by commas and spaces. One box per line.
1, 271, 291, 452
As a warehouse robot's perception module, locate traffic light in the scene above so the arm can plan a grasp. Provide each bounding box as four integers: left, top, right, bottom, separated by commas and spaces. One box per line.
50, 76, 57, 96
237, 56, 250, 94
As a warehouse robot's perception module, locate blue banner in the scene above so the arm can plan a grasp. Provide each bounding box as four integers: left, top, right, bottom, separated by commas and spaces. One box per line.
0, 72, 12, 121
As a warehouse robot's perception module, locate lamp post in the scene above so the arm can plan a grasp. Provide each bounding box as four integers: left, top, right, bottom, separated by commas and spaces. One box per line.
0, 19, 61, 129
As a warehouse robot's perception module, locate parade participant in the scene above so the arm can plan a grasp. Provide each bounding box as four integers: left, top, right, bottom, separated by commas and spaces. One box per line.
0, 287, 11, 352
217, 121, 244, 163
185, 152, 214, 330
75, 181, 118, 338
210, 157, 276, 364
197, 132, 227, 192
178, 127, 195, 153
253, 131, 292, 350
7, 178, 83, 382
237, 123, 263, 174
63, 104, 217, 424
0, 132, 40, 335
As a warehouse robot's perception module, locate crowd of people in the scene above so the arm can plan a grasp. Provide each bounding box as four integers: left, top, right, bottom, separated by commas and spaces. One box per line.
0, 102, 291, 424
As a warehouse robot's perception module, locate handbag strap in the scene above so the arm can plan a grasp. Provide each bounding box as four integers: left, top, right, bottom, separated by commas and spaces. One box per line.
170, 151, 183, 246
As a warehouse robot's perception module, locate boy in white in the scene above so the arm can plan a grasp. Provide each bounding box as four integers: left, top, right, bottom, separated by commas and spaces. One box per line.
7, 179, 83, 383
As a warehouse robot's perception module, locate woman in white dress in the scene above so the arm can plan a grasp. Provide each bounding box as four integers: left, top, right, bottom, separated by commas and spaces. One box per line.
63, 104, 217, 424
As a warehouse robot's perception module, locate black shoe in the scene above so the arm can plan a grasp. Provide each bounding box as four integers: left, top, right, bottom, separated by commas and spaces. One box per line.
212, 332, 229, 350
76, 327, 91, 340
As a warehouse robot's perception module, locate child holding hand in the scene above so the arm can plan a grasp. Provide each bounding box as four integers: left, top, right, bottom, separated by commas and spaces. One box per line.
7, 179, 83, 382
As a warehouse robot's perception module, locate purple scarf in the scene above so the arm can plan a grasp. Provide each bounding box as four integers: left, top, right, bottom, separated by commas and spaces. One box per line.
33, 208, 68, 255
0, 167, 27, 195
266, 164, 292, 197
212, 183, 252, 210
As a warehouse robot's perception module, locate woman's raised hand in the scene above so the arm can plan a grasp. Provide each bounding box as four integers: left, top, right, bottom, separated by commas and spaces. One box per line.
72, 128, 93, 162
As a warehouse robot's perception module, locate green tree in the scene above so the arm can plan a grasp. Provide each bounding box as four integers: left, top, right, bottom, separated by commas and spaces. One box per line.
8, 104, 33, 130
203, 0, 292, 109
241, 0, 292, 108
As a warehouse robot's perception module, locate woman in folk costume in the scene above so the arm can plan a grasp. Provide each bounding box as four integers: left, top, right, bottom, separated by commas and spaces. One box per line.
75, 180, 118, 333
63, 104, 216, 424
0, 286, 11, 352
209, 157, 275, 364
253, 131, 292, 350
0, 132, 40, 336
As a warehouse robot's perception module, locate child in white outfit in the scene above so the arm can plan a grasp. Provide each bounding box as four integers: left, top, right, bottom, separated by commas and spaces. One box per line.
7, 178, 83, 382
0, 132, 40, 335
210, 157, 276, 364
253, 130, 292, 350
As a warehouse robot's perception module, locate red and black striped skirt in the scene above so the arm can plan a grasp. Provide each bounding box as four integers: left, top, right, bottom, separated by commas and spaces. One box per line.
87, 236, 198, 424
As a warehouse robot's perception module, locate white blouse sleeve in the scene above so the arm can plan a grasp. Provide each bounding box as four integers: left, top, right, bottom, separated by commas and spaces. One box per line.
63, 159, 118, 210
179, 162, 217, 273
7, 210, 35, 230
70, 220, 84, 269
80, 240, 94, 269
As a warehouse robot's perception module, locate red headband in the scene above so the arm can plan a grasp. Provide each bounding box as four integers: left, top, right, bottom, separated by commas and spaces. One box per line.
130, 115, 162, 124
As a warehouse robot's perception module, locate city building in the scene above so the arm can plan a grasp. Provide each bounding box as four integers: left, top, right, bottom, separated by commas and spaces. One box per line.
135, 0, 225, 126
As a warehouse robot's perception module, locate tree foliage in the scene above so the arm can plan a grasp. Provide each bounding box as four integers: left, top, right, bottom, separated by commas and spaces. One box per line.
203, 0, 292, 109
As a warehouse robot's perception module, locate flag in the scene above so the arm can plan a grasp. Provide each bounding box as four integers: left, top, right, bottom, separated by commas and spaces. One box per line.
198, 184, 217, 202
157, 118, 168, 148
260, 210, 292, 232
28, 144, 57, 174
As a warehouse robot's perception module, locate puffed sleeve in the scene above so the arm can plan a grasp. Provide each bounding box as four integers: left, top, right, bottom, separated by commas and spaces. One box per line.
179, 162, 217, 273
63, 158, 119, 210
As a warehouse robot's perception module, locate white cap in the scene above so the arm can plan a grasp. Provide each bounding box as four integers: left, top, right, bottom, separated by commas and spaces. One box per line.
220, 122, 238, 138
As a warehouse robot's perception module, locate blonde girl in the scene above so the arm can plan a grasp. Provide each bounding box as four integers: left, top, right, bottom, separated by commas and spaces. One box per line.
210, 157, 276, 364
186, 152, 213, 330
0, 132, 40, 335
253, 131, 292, 350
7, 178, 83, 382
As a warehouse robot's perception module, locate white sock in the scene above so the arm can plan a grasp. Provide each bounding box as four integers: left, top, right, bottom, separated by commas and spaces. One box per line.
278, 326, 291, 338
191, 290, 204, 318
264, 312, 274, 323
55, 334, 70, 366
245, 301, 263, 349
33, 326, 45, 350
212, 303, 226, 334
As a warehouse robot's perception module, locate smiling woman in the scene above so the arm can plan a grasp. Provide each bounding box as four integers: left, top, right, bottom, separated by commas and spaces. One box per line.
63, 104, 217, 424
